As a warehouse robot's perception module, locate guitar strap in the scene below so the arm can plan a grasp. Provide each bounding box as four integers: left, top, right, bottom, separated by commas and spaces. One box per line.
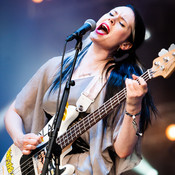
76, 74, 107, 112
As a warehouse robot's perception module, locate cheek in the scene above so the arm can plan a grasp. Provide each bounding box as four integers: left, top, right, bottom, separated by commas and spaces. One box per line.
112, 28, 131, 44
107, 31, 130, 50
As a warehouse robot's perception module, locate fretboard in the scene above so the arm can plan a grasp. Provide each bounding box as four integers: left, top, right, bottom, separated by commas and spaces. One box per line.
56, 69, 153, 149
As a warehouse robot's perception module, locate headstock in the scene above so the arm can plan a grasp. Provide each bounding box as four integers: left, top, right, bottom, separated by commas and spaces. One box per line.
152, 44, 175, 78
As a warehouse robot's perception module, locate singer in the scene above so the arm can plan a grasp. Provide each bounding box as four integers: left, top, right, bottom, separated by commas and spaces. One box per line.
3, 5, 156, 175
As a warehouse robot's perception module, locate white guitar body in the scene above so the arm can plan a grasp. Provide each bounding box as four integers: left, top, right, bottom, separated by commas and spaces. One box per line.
0, 105, 79, 175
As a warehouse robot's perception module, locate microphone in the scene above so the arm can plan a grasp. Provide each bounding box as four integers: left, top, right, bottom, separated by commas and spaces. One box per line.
66, 19, 96, 42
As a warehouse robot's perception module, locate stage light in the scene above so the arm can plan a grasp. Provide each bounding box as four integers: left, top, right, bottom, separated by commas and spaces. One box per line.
32, 0, 43, 3
145, 29, 151, 40
133, 157, 158, 175
165, 124, 175, 141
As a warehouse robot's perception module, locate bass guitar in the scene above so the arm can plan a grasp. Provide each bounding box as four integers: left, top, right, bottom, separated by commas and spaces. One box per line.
1, 45, 175, 175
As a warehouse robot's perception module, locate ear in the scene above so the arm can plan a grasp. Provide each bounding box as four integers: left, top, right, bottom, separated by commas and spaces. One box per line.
119, 42, 133, 50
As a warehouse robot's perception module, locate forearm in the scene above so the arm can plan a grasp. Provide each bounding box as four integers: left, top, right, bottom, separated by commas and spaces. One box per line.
4, 101, 24, 145
114, 103, 141, 158
113, 75, 147, 158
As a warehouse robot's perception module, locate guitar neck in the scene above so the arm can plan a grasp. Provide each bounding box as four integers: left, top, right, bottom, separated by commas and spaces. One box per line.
56, 69, 153, 149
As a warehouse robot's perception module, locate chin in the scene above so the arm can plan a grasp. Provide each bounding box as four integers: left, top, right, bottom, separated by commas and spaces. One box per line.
89, 31, 98, 41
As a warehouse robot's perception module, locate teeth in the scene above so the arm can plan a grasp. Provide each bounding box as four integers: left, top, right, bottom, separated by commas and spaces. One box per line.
98, 23, 108, 33
101, 24, 108, 33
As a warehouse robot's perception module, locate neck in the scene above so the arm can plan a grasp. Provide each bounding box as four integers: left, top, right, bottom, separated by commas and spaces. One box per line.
82, 43, 111, 70
72, 43, 111, 79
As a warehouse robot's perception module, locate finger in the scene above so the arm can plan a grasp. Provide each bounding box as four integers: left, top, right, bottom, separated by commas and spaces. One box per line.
125, 78, 133, 86
137, 77, 147, 86
125, 78, 138, 92
22, 149, 31, 155
132, 74, 147, 86
25, 143, 37, 149
131, 74, 142, 85
132, 74, 139, 80
24, 134, 43, 145
136, 77, 148, 94
23, 138, 41, 147
126, 78, 147, 98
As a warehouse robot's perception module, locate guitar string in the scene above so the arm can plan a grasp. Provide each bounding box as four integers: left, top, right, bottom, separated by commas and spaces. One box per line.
17, 53, 175, 174
70, 54, 175, 142
3, 49, 175, 174
11, 69, 153, 174
7, 69, 153, 175
3, 54, 175, 174
56, 70, 152, 147
57, 69, 153, 147
62, 70, 153, 145
1, 70, 152, 174
6, 51, 174, 174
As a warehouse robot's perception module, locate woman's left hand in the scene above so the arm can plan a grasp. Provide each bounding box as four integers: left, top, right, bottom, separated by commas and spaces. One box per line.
125, 74, 148, 112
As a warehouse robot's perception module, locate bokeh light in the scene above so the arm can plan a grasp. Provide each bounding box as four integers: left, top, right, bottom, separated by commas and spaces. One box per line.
32, 0, 43, 3
165, 124, 175, 141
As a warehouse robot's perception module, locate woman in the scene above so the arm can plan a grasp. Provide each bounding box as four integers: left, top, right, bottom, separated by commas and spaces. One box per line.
4, 5, 156, 175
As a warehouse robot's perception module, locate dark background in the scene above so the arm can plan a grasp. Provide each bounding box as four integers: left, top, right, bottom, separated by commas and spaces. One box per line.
0, 0, 175, 174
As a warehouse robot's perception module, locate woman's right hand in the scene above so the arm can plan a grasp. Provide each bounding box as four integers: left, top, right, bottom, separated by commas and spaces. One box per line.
15, 133, 43, 155
4, 101, 43, 155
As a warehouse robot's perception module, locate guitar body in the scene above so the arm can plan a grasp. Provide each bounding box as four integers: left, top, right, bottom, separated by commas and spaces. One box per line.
0, 105, 79, 175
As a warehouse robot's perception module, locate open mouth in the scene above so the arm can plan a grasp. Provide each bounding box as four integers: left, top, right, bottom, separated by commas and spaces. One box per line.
96, 23, 110, 35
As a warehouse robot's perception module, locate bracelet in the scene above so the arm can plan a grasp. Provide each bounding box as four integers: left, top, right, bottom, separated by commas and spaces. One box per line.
125, 110, 142, 137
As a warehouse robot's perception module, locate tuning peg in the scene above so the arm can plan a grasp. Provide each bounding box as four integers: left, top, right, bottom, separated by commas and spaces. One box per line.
168, 43, 175, 51
158, 48, 168, 57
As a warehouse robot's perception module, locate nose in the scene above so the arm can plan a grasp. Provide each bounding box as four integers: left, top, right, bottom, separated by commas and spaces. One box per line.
108, 18, 115, 25
108, 13, 121, 25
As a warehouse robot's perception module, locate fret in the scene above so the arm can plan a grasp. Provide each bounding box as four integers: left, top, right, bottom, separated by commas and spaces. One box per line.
116, 93, 120, 104
88, 118, 91, 127
101, 108, 104, 115
103, 103, 108, 114
76, 122, 80, 136
90, 116, 95, 125
64, 133, 69, 147
93, 113, 97, 123
110, 98, 114, 109
66, 130, 72, 143
82, 118, 86, 132
97, 108, 102, 120
106, 103, 111, 113
73, 125, 77, 138
70, 129, 74, 142
62, 138, 66, 148
60, 136, 65, 148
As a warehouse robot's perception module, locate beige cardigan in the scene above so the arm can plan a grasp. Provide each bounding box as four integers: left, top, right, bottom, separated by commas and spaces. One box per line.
15, 56, 142, 175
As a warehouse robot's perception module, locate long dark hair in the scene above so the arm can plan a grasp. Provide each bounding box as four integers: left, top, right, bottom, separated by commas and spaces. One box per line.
103, 5, 157, 133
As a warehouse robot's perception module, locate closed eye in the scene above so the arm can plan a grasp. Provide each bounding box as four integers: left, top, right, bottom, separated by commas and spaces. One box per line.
119, 21, 125, 27
109, 12, 114, 16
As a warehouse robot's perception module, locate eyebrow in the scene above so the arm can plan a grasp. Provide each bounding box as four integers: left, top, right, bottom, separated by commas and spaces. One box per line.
113, 10, 128, 25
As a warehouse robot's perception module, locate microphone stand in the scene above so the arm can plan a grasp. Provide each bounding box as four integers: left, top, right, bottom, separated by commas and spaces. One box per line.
41, 36, 83, 175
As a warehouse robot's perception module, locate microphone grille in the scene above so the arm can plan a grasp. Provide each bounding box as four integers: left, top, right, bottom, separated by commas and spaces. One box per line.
85, 19, 96, 31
